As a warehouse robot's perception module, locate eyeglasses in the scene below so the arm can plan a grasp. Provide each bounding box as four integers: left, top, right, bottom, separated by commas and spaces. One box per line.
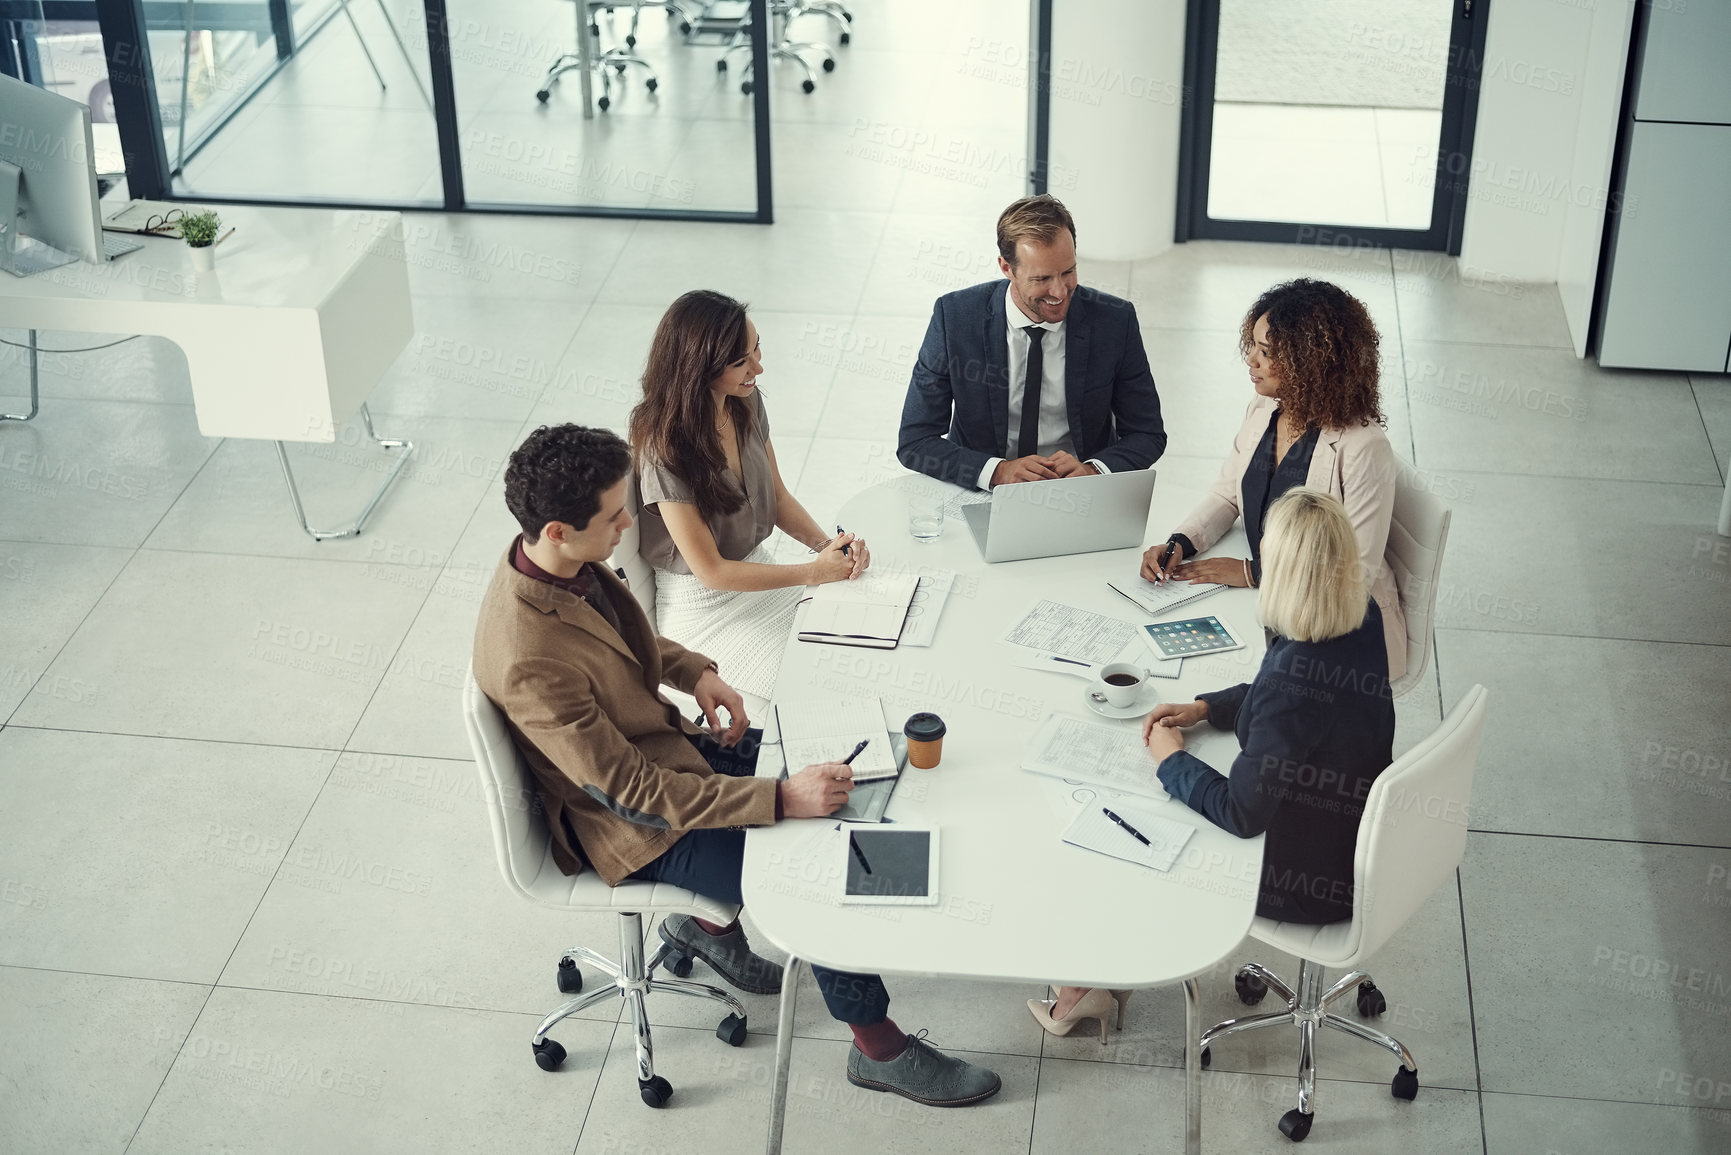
144, 209, 185, 234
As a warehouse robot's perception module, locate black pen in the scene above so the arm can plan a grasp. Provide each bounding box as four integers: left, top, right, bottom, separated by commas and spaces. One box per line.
1156, 540, 1178, 582
1103, 807, 1151, 847
849, 833, 873, 874
842, 738, 870, 764
835, 524, 852, 557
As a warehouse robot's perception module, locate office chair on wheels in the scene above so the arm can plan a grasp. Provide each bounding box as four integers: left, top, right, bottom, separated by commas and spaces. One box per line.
463, 673, 754, 1108
536, 0, 662, 109
594, 0, 697, 46
784, 0, 852, 43
717, 1, 836, 94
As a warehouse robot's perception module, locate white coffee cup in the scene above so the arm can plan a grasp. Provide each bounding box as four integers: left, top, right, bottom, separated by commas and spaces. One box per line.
1095, 661, 1146, 708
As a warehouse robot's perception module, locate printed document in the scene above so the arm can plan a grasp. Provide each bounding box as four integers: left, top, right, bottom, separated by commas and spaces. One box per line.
1020, 713, 1165, 798
1003, 600, 1137, 666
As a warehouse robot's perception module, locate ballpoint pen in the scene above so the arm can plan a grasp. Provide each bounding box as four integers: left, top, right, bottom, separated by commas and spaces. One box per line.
849, 833, 873, 874
1103, 807, 1151, 847
1155, 540, 1178, 582
835, 524, 852, 557
842, 738, 870, 764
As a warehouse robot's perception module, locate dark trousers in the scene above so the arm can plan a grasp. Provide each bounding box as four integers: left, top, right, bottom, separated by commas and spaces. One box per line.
625, 730, 892, 1026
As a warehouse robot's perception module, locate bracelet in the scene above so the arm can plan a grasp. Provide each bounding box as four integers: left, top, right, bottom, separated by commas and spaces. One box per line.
1242, 559, 1253, 587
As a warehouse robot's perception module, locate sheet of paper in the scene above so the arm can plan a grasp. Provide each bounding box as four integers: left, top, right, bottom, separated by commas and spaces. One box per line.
775, 695, 899, 780
1020, 713, 1166, 798
899, 570, 956, 648
1062, 800, 1195, 872
1003, 600, 1137, 666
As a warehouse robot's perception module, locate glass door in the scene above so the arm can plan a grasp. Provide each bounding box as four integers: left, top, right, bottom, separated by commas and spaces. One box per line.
1178, 0, 1490, 251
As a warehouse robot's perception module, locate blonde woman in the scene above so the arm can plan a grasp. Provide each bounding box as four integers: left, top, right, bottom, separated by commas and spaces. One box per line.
1031, 489, 1394, 1037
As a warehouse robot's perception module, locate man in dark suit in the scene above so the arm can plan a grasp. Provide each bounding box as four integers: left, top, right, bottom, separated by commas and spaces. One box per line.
897, 194, 1167, 489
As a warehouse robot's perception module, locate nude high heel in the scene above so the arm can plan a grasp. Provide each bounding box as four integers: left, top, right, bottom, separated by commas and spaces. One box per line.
1027, 988, 1117, 1045
1108, 989, 1133, 1029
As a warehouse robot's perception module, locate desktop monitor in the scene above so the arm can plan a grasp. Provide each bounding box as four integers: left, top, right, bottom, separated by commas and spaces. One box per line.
0, 70, 106, 273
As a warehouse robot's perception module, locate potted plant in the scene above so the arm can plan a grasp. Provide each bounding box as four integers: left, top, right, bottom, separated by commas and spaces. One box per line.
181, 210, 222, 271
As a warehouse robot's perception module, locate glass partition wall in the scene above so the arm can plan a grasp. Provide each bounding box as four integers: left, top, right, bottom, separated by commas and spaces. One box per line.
4, 0, 770, 220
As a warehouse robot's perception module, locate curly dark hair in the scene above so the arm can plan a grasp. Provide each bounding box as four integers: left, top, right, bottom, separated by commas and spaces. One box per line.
1240, 279, 1383, 430
628, 289, 757, 521
503, 424, 631, 542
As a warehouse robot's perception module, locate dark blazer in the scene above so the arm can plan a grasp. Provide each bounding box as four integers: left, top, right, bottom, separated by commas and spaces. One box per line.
896, 280, 1166, 487
1156, 602, 1395, 925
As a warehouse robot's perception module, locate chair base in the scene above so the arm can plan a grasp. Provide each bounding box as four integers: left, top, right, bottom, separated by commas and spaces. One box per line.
530, 912, 748, 1107
1200, 959, 1419, 1142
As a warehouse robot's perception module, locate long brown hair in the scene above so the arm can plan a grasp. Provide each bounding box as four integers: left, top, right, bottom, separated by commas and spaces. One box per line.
629, 290, 757, 520
1239, 279, 1383, 431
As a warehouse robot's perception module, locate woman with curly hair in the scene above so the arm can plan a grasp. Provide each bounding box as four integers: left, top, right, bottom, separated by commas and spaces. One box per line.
1141, 278, 1406, 678
629, 290, 869, 702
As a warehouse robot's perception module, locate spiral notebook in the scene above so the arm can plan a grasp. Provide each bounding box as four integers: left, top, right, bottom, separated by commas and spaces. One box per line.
1106, 574, 1227, 618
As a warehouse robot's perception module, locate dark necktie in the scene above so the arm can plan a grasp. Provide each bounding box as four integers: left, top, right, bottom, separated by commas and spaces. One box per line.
1017, 324, 1046, 459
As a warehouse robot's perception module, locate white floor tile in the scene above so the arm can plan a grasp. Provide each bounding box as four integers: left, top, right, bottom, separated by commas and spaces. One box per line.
13, 550, 430, 747
0, 967, 209, 1155
128, 987, 610, 1155
0, 728, 334, 980
0, 542, 132, 720
1482, 1091, 1731, 1155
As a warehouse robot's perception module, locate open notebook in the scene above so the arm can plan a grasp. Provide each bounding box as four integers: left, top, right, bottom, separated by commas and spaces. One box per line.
773, 694, 900, 782
796, 571, 920, 649
1107, 573, 1227, 618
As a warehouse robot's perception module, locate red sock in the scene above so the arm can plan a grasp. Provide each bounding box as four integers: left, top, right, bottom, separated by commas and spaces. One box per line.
850, 1018, 906, 1062
693, 918, 735, 936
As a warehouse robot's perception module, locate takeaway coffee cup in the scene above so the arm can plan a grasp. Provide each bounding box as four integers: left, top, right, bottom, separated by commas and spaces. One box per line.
903, 713, 947, 769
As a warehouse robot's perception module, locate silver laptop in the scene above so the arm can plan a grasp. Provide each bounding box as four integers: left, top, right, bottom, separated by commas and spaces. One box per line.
961, 469, 1157, 562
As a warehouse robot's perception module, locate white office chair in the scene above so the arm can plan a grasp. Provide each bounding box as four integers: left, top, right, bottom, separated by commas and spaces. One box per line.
1198, 684, 1490, 1142
609, 472, 658, 627
1386, 461, 1453, 698
463, 673, 753, 1108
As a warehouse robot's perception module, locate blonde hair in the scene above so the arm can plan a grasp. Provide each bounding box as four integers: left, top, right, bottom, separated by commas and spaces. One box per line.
1257, 488, 1368, 643
996, 194, 1076, 266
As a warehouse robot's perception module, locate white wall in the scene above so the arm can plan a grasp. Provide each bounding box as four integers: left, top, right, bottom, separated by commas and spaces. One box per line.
1049, 0, 1187, 262
1458, 0, 1635, 348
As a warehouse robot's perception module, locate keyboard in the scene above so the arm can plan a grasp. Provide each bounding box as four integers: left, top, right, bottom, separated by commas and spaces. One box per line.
103, 232, 144, 260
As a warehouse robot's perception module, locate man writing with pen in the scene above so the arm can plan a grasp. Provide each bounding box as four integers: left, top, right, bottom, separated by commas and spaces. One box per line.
473, 423, 1003, 1109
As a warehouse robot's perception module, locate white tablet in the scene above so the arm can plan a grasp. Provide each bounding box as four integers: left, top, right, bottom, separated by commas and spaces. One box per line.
836, 826, 940, 906
1138, 615, 1245, 662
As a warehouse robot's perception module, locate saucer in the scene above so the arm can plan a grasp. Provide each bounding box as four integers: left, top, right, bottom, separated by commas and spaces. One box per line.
1082, 683, 1157, 720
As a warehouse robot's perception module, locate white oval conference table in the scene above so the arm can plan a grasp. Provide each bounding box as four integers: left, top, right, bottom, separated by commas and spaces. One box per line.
744, 472, 1271, 1155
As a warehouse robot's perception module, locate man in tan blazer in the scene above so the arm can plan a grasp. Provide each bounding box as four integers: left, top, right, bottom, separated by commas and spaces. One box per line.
472, 423, 1000, 1108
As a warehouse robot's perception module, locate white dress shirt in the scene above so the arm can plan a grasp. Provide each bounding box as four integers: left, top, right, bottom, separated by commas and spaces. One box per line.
976, 286, 1110, 489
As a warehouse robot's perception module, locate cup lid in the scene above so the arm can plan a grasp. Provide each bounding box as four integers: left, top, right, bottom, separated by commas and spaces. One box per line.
903, 712, 946, 740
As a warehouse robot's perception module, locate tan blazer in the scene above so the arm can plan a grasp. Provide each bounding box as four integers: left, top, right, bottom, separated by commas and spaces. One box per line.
1172, 395, 1407, 680
471, 545, 778, 885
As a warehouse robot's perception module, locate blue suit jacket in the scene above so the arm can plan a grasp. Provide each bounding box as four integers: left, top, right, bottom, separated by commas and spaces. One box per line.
896, 280, 1166, 487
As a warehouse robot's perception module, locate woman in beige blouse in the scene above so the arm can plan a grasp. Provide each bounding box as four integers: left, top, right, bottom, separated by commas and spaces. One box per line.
628, 290, 870, 701
1140, 278, 1407, 679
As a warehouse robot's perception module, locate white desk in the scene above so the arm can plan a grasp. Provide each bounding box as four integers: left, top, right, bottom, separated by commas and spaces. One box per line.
744, 474, 1269, 1155
0, 205, 416, 538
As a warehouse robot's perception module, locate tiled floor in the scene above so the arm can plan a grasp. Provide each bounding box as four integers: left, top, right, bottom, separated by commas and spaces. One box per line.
6, 3, 1731, 1154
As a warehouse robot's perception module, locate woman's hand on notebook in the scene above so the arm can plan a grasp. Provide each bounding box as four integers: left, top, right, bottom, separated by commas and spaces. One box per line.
1172, 556, 1249, 588
805, 533, 864, 584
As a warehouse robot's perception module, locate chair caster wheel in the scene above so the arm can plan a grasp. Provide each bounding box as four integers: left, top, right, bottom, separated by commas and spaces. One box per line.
801, 79, 815, 93
840, 31, 850, 44
664, 949, 694, 978
1356, 980, 1386, 1018
1391, 1065, 1419, 1100
639, 1074, 673, 1107
1200, 1046, 1210, 1069
589, 22, 600, 36
680, 20, 692, 33
625, 34, 637, 47
821, 57, 835, 72
741, 81, 754, 95
717, 1013, 748, 1047
598, 95, 611, 110
532, 1038, 566, 1072
717, 59, 728, 72
1278, 1109, 1312, 1141
840, 6, 852, 17
646, 78, 658, 92
535, 89, 551, 103
556, 958, 582, 994
1235, 972, 1268, 1005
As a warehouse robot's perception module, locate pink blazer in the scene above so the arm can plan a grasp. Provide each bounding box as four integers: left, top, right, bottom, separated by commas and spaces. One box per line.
1172, 394, 1407, 680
